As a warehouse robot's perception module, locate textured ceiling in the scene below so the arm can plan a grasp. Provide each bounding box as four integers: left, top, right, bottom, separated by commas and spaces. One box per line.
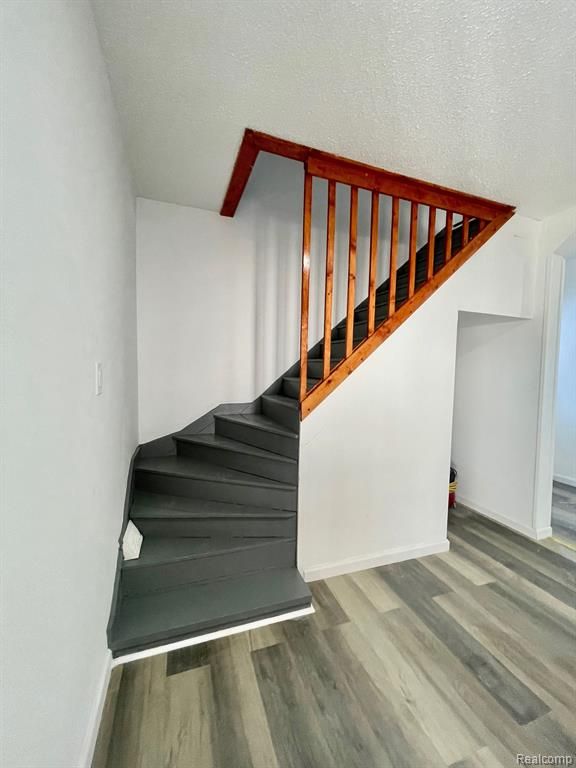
92, 0, 576, 218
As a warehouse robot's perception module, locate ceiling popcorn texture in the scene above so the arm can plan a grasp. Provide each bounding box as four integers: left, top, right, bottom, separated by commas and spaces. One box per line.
91, 0, 576, 218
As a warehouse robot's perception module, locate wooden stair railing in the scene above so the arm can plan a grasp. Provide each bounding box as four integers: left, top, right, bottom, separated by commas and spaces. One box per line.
221, 129, 515, 418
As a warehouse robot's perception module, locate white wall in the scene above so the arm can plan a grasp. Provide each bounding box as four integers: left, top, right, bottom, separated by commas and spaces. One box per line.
137, 153, 449, 442
299, 215, 540, 578
1, 2, 138, 767
555, 257, 576, 486
450, 212, 576, 541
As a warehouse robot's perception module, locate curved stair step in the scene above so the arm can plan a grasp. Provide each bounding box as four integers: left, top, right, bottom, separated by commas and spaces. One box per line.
135, 455, 297, 510
110, 566, 311, 657
175, 433, 297, 484
215, 413, 298, 459
131, 491, 296, 538
121, 536, 296, 596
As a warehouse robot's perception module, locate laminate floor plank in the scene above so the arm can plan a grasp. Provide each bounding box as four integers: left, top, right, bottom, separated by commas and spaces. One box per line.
552, 481, 576, 546
435, 589, 576, 713
449, 533, 576, 626
324, 621, 447, 767
378, 565, 550, 725
252, 641, 340, 768
339, 610, 484, 765
279, 618, 393, 768
450, 746, 507, 768
91, 666, 123, 768
449, 520, 576, 606
95, 509, 576, 768
308, 579, 349, 629
455, 515, 576, 589
379, 607, 564, 765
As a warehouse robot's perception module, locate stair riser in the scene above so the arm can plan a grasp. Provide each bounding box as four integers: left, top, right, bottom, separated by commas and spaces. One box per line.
122, 540, 296, 596
283, 378, 322, 399
133, 515, 296, 538
215, 417, 298, 460
262, 398, 300, 430
175, 439, 297, 484
307, 359, 324, 379
135, 470, 297, 510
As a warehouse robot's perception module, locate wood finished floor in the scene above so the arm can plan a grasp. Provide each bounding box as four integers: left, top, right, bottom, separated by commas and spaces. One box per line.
552, 481, 576, 547
93, 508, 576, 768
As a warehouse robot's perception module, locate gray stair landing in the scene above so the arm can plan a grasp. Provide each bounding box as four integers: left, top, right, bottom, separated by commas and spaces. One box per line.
121, 536, 296, 595
110, 567, 312, 656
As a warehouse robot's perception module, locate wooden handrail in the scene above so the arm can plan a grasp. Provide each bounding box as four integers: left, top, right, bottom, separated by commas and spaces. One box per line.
221, 128, 516, 419
221, 129, 514, 221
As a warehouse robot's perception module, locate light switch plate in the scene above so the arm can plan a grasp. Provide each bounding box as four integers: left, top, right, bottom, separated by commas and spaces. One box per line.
95, 362, 103, 396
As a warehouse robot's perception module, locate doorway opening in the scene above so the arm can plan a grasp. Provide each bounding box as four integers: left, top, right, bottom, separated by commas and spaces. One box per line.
551, 255, 576, 548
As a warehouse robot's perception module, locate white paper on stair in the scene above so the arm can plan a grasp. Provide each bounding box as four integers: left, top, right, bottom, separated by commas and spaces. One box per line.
122, 520, 143, 561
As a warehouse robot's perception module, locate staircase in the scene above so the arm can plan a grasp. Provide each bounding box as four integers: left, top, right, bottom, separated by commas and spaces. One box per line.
109, 395, 307, 658
108, 133, 515, 659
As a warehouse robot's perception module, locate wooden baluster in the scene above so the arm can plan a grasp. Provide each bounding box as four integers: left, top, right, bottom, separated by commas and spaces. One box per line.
444, 211, 453, 262
408, 202, 418, 298
345, 186, 358, 357
427, 206, 436, 280
388, 196, 399, 317
462, 215, 470, 248
322, 181, 336, 380
367, 191, 379, 335
299, 172, 313, 402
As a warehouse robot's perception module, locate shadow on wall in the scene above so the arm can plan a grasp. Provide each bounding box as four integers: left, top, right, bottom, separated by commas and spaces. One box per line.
242, 152, 461, 389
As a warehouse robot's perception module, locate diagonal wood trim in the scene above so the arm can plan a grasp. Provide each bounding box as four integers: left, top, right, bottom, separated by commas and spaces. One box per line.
220, 129, 515, 220
300, 209, 515, 418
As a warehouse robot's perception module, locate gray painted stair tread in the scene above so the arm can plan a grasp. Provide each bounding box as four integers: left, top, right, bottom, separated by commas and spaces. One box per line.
261, 394, 299, 410
111, 567, 311, 651
175, 433, 296, 465
283, 376, 320, 388
131, 491, 295, 519
216, 412, 298, 438
136, 455, 295, 490
123, 536, 294, 569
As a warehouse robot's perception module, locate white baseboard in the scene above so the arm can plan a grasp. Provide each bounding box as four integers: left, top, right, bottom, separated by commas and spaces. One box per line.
301, 539, 450, 582
112, 604, 315, 668
457, 496, 552, 541
80, 650, 112, 768
554, 474, 576, 489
